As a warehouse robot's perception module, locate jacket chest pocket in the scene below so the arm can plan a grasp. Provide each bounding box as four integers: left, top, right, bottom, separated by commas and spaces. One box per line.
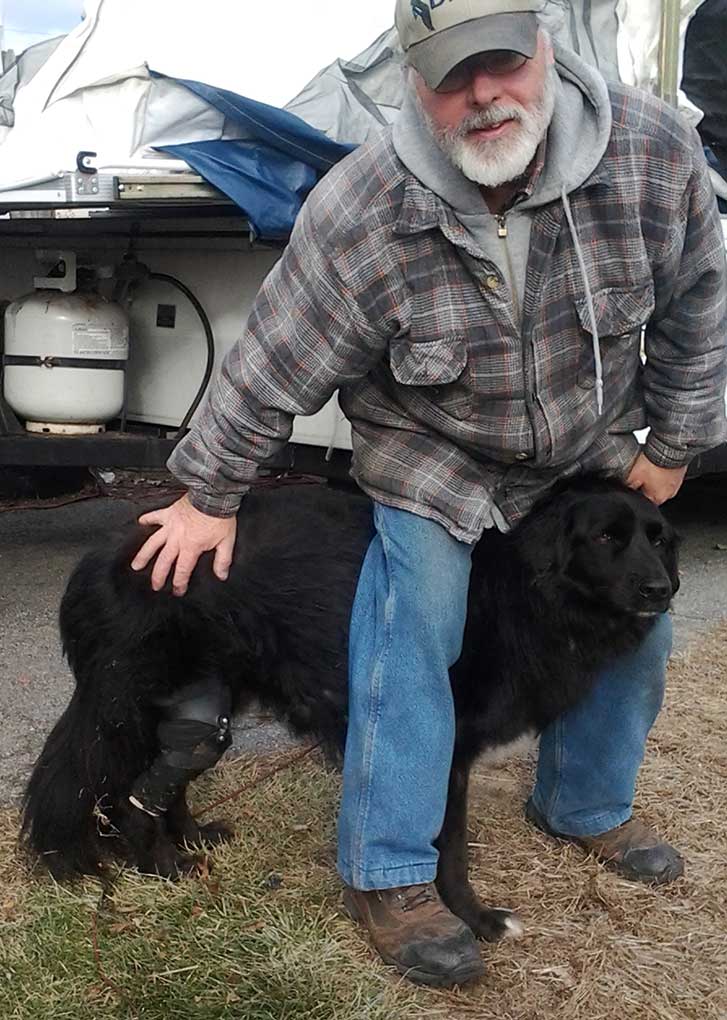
389, 335, 473, 419
574, 284, 655, 389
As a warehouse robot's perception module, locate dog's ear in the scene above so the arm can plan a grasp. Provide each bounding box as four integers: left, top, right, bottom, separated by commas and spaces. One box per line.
661, 524, 681, 595
524, 501, 577, 580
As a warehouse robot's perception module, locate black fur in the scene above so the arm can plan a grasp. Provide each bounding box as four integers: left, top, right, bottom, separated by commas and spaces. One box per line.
22, 476, 679, 938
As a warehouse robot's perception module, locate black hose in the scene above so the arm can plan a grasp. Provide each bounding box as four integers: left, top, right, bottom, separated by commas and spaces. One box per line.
147, 272, 216, 438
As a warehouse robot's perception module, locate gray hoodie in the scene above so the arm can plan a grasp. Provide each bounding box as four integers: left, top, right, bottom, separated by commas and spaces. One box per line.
392, 44, 613, 328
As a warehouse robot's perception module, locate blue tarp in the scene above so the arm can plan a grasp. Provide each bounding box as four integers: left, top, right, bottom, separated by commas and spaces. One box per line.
153, 74, 356, 240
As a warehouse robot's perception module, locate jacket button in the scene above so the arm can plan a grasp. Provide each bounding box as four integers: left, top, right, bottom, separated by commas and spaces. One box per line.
515, 451, 528, 461
485, 275, 499, 290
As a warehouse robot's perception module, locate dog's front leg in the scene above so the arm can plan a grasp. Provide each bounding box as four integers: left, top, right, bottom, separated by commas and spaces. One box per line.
435, 760, 523, 942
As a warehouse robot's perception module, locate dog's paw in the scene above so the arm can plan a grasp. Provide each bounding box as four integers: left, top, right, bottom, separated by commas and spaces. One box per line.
457, 905, 525, 942
138, 848, 201, 881
195, 820, 234, 847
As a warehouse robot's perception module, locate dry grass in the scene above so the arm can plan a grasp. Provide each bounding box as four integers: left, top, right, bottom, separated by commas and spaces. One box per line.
1, 621, 726, 1019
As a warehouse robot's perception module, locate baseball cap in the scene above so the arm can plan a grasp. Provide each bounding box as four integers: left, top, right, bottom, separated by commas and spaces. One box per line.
396, 0, 544, 90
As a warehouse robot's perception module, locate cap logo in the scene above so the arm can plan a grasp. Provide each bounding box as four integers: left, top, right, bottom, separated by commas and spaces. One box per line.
410, 0, 437, 33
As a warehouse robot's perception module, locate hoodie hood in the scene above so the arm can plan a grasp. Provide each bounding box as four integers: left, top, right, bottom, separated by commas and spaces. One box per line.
392, 41, 613, 213
392, 42, 613, 416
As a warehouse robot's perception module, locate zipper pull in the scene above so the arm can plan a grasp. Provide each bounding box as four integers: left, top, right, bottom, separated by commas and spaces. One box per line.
496, 215, 508, 238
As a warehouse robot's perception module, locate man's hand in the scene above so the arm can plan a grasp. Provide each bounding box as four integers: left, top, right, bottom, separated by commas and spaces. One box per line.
130, 494, 237, 596
626, 453, 687, 505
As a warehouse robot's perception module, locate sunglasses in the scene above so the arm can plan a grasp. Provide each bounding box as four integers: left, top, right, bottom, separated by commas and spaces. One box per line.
435, 51, 529, 93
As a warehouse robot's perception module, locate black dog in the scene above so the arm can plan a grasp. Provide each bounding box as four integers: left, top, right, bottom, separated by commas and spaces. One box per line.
22, 476, 679, 942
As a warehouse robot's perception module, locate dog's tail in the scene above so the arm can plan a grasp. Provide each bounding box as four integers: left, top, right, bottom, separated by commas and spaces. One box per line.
21, 683, 150, 879
21, 688, 104, 877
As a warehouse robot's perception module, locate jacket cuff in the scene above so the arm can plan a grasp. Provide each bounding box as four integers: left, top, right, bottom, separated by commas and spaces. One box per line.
642, 435, 692, 469
186, 488, 247, 518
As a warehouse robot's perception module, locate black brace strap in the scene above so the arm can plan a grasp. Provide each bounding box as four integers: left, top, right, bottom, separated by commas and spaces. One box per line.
129, 680, 232, 817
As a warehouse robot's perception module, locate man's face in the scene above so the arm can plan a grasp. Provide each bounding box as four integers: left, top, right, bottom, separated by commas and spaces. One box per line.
414, 29, 556, 189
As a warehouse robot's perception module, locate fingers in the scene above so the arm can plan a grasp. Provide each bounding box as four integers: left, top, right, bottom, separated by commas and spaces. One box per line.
150, 539, 180, 593
631, 477, 659, 504
651, 483, 679, 506
134, 536, 206, 595
171, 549, 200, 597
213, 530, 236, 582
625, 458, 687, 506
137, 508, 168, 526
130, 496, 237, 594
131, 527, 168, 572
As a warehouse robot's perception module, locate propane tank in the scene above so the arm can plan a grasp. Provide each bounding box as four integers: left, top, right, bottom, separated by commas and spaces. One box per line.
3, 252, 130, 433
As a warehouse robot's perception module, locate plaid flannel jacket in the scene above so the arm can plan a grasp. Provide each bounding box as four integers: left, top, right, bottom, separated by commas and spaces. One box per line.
169, 81, 727, 540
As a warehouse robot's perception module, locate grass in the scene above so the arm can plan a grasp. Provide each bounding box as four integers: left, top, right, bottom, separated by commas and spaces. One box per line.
2, 621, 727, 1019
0, 760, 428, 1020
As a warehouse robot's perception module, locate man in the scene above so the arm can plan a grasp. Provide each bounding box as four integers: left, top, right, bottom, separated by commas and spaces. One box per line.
682, 0, 727, 207
132, 0, 727, 988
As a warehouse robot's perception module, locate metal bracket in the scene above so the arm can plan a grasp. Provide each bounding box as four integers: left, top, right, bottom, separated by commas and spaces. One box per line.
76, 151, 98, 174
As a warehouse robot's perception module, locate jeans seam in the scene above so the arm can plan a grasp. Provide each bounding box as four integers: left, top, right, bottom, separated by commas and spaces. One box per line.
541, 714, 565, 823
557, 808, 632, 837
339, 859, 436, 875
351, 509, 396, 888
339, 861, 438, 892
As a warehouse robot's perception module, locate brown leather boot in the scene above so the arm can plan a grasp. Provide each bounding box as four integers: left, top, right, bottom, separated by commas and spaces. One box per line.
342, 881, 485, 987
526, 800, 685, 884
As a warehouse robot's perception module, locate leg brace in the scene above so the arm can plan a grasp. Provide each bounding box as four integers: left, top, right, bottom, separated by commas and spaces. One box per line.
129, 680, 233, 817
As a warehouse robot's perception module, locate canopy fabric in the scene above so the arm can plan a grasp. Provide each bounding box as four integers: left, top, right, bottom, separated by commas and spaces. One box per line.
0, 0, 713, 240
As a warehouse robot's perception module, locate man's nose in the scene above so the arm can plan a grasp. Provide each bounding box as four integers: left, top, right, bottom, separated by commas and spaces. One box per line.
468, 69, 502, 107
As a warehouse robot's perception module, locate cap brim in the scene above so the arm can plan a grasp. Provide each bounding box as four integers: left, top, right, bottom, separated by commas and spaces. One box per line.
407, 12, 538, 90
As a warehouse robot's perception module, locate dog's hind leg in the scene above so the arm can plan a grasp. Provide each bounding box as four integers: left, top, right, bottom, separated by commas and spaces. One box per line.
119, 679, 234, 878
435, 760, 524, 942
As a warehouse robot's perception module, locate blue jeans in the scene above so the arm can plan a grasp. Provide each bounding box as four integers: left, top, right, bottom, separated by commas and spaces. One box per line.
336, 503, 672, 891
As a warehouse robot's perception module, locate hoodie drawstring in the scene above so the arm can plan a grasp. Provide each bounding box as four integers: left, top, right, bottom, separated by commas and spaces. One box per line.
561, 185, 604, 415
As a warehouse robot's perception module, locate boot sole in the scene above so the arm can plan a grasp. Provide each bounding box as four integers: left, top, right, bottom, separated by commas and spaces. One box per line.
341, 889, 486, 988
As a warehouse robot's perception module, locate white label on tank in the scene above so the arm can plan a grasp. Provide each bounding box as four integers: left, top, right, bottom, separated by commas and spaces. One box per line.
72, 324, 129, 358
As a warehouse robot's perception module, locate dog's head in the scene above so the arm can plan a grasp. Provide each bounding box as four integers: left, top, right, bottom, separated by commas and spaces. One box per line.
530, 479, 680, 616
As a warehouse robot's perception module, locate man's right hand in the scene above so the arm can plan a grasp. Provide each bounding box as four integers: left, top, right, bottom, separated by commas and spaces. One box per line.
130, 493, 237, 597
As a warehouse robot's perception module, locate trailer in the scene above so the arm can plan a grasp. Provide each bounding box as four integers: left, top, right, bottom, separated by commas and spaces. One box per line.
1, 0, 725, 479
0, 185, 354, 479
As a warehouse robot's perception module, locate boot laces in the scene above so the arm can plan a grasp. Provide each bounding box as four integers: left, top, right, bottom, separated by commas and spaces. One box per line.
397, 884, 437, 913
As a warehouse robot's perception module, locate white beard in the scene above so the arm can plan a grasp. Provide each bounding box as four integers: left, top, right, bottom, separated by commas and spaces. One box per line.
418, 67, 557, 188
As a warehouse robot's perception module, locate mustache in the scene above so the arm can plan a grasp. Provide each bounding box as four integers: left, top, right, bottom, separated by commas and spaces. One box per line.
458, 105, 524, 133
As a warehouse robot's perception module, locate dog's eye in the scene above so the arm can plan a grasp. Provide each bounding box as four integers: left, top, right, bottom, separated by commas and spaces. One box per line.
595, 532, 614, 544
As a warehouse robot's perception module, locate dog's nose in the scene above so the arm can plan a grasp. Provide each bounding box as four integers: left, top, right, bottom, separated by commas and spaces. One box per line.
638, 579, 672, 602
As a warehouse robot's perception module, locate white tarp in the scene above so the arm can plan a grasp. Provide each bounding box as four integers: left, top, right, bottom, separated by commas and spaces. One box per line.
0, 0, 396, 188
0, 0, 711, 193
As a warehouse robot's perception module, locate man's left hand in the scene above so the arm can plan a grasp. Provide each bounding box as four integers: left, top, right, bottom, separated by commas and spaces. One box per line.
626, 453, 688, 505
